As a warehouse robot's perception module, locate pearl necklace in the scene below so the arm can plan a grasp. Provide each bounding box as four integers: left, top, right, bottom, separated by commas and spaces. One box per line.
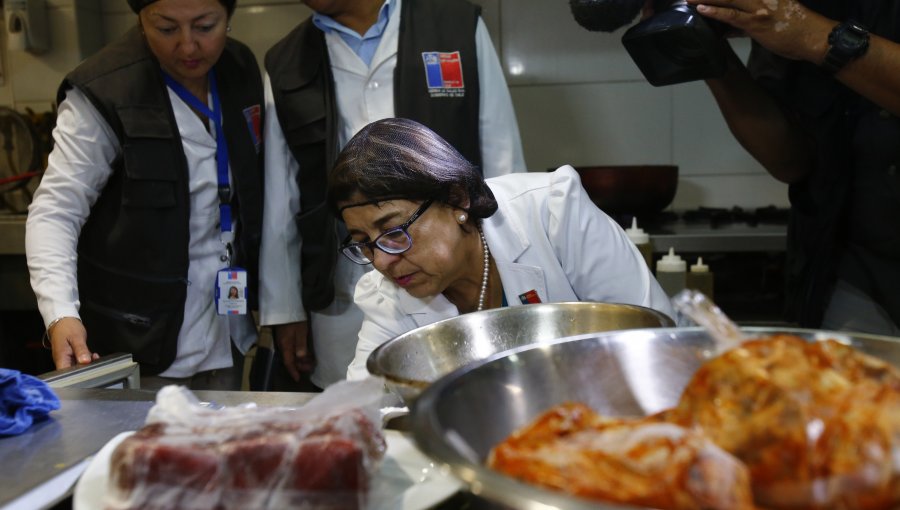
477, 227, 490, 312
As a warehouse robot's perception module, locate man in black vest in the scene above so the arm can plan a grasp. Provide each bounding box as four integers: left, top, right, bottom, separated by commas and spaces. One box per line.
693, 0, 900, 334
258, 0, 526, 390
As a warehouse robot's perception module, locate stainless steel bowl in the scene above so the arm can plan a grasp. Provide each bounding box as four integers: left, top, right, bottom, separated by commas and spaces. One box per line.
366, 302, 674, 403
410, 327, 900, 510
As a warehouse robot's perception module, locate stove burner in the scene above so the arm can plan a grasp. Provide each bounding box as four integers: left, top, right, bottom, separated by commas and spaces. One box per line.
683, 207, 744, 227
614, 211, 679, 230
682, 206, 790, 228
611, 206, 790, 230
754, 205, 791, 224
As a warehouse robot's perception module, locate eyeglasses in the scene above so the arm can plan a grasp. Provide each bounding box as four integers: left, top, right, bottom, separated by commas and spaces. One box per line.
340, 199, 434, 265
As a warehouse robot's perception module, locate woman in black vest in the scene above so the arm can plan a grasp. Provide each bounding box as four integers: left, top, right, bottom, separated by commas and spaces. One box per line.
26, 0, 264, 390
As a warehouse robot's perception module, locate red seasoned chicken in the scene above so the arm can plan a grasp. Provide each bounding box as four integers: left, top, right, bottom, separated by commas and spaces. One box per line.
488, 402, 755, 510
489, 334, 900, 510
664, 334, 900, 510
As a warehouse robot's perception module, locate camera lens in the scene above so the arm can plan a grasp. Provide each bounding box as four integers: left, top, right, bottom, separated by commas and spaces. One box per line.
569, 0, 644, 33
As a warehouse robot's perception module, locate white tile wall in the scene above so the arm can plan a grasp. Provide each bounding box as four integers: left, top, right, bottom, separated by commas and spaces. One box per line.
512, 81, 672, 170
5, 0, 83, 108
0, 0, 789, 209
499, 0, 642, 85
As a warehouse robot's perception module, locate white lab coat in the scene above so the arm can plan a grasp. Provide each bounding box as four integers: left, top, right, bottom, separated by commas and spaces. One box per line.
259, 0, 526, 388
26, 87, 256, 378
346, 166, 675, 380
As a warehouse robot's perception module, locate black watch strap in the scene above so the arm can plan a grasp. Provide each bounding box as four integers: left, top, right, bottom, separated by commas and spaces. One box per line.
822, 20, 870, 74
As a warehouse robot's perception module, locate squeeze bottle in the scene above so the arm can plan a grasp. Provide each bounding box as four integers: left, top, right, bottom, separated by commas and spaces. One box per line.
686, 256, 714, 300
625, 217, 653, 270
656, 247, 687, 297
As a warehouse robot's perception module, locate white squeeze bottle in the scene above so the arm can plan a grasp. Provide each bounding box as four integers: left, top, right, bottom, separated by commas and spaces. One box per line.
625, 217, 653, 270
686, 256, 714, 300
656, 247, 687, 297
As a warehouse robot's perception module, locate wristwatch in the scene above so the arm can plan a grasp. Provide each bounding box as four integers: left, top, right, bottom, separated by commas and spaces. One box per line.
822, 20, 870, 74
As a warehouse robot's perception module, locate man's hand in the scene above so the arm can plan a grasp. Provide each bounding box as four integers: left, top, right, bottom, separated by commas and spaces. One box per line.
48, 317, 98, 369
274, 321, 315, 382
641, 0, 655, 20
686, 0, 832, 61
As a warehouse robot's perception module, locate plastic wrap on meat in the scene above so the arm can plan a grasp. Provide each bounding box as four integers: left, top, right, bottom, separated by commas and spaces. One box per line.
664, 334, 900, 510
105, 384, 387, 510
488, 402, 755, 510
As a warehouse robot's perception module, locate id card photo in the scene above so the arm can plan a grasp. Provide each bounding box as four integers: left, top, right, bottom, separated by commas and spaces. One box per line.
216, 268, 248, 315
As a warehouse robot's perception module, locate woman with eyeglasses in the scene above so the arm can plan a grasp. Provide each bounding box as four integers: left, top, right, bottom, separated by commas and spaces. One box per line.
329, 118, 674, 380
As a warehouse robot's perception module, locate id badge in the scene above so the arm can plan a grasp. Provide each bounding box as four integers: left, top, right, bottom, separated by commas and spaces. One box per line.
216, 267, 247, 315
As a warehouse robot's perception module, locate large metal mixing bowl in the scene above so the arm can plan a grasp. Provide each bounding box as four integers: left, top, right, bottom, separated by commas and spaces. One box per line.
366, 302, 674, 403
410, 327, 900, 510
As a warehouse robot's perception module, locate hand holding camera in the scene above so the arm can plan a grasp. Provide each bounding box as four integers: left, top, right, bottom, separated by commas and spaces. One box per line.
569, 0, 836, 87
682, 0, 832, 63
570, 0, 731, 86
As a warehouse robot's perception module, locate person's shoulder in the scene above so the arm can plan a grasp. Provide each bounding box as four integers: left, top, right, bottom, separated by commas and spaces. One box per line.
486, 165, 581, 200
264, 17, 319, 69
224, 37, 258, 63
411, 0, 480, 14
355, 270, 399, 309
66, 27, 150, 85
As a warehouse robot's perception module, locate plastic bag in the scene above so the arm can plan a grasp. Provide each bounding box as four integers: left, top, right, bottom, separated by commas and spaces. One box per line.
106, 377, 391, 510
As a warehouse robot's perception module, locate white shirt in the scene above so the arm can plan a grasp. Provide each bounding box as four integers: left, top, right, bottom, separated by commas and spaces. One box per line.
346, 166, 675, 380
259, 0, 526, 388
26, 87, 256, 378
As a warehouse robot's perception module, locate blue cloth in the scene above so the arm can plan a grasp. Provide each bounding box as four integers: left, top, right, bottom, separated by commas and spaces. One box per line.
311, 0, 393, 67
0, 368, 60, 436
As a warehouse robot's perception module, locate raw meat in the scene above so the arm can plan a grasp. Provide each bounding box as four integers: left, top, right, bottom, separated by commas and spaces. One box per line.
107, 396, 386, 510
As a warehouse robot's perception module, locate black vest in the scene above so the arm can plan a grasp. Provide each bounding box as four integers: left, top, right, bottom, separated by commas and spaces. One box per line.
58, 27, 264, 375
265, 0, 481, 310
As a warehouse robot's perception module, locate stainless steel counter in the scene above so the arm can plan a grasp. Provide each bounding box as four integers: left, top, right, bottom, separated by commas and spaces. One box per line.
0, 388, 317, 510
648, 222, 787, 253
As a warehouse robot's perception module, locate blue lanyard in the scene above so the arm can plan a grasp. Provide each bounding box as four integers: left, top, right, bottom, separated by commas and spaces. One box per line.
162, 69, 234, 247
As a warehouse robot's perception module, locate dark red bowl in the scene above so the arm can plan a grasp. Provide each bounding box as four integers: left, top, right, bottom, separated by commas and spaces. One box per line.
572, 165, 678, 215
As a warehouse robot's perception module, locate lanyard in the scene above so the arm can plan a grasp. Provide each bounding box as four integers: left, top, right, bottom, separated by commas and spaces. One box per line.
162, 70, 235, 254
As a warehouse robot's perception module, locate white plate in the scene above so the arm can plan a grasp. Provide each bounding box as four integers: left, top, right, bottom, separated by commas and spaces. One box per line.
73, 429, 461, 510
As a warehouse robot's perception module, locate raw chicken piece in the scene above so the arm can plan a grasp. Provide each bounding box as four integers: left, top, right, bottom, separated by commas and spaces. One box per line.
488, 402, 755, 510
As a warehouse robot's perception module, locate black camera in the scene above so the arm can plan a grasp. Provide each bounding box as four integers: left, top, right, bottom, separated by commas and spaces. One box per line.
570, 0, 729, 86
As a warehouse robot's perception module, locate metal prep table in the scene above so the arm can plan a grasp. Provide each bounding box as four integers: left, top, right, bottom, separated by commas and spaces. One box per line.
0, 388, 318, 510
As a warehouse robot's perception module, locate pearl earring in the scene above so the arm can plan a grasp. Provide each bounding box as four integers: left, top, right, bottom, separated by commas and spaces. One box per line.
457, 213, 467, 223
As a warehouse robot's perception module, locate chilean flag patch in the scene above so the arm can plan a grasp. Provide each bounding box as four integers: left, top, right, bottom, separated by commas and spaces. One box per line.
242, 104, 262, 153
518, 290, 542, 305
422, 51, 466, 98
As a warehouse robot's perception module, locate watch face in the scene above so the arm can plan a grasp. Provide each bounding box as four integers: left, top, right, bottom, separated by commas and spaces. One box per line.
828, 23, 869, 55
835, 27, 868, 52
824, 21, 869, 72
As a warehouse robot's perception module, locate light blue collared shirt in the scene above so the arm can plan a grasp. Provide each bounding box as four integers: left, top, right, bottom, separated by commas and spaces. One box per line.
311, 0, 394, 67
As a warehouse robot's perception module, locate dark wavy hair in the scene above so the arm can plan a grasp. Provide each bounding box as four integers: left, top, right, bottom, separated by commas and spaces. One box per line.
328, 118, 498, 219
129, 0, 237, 16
